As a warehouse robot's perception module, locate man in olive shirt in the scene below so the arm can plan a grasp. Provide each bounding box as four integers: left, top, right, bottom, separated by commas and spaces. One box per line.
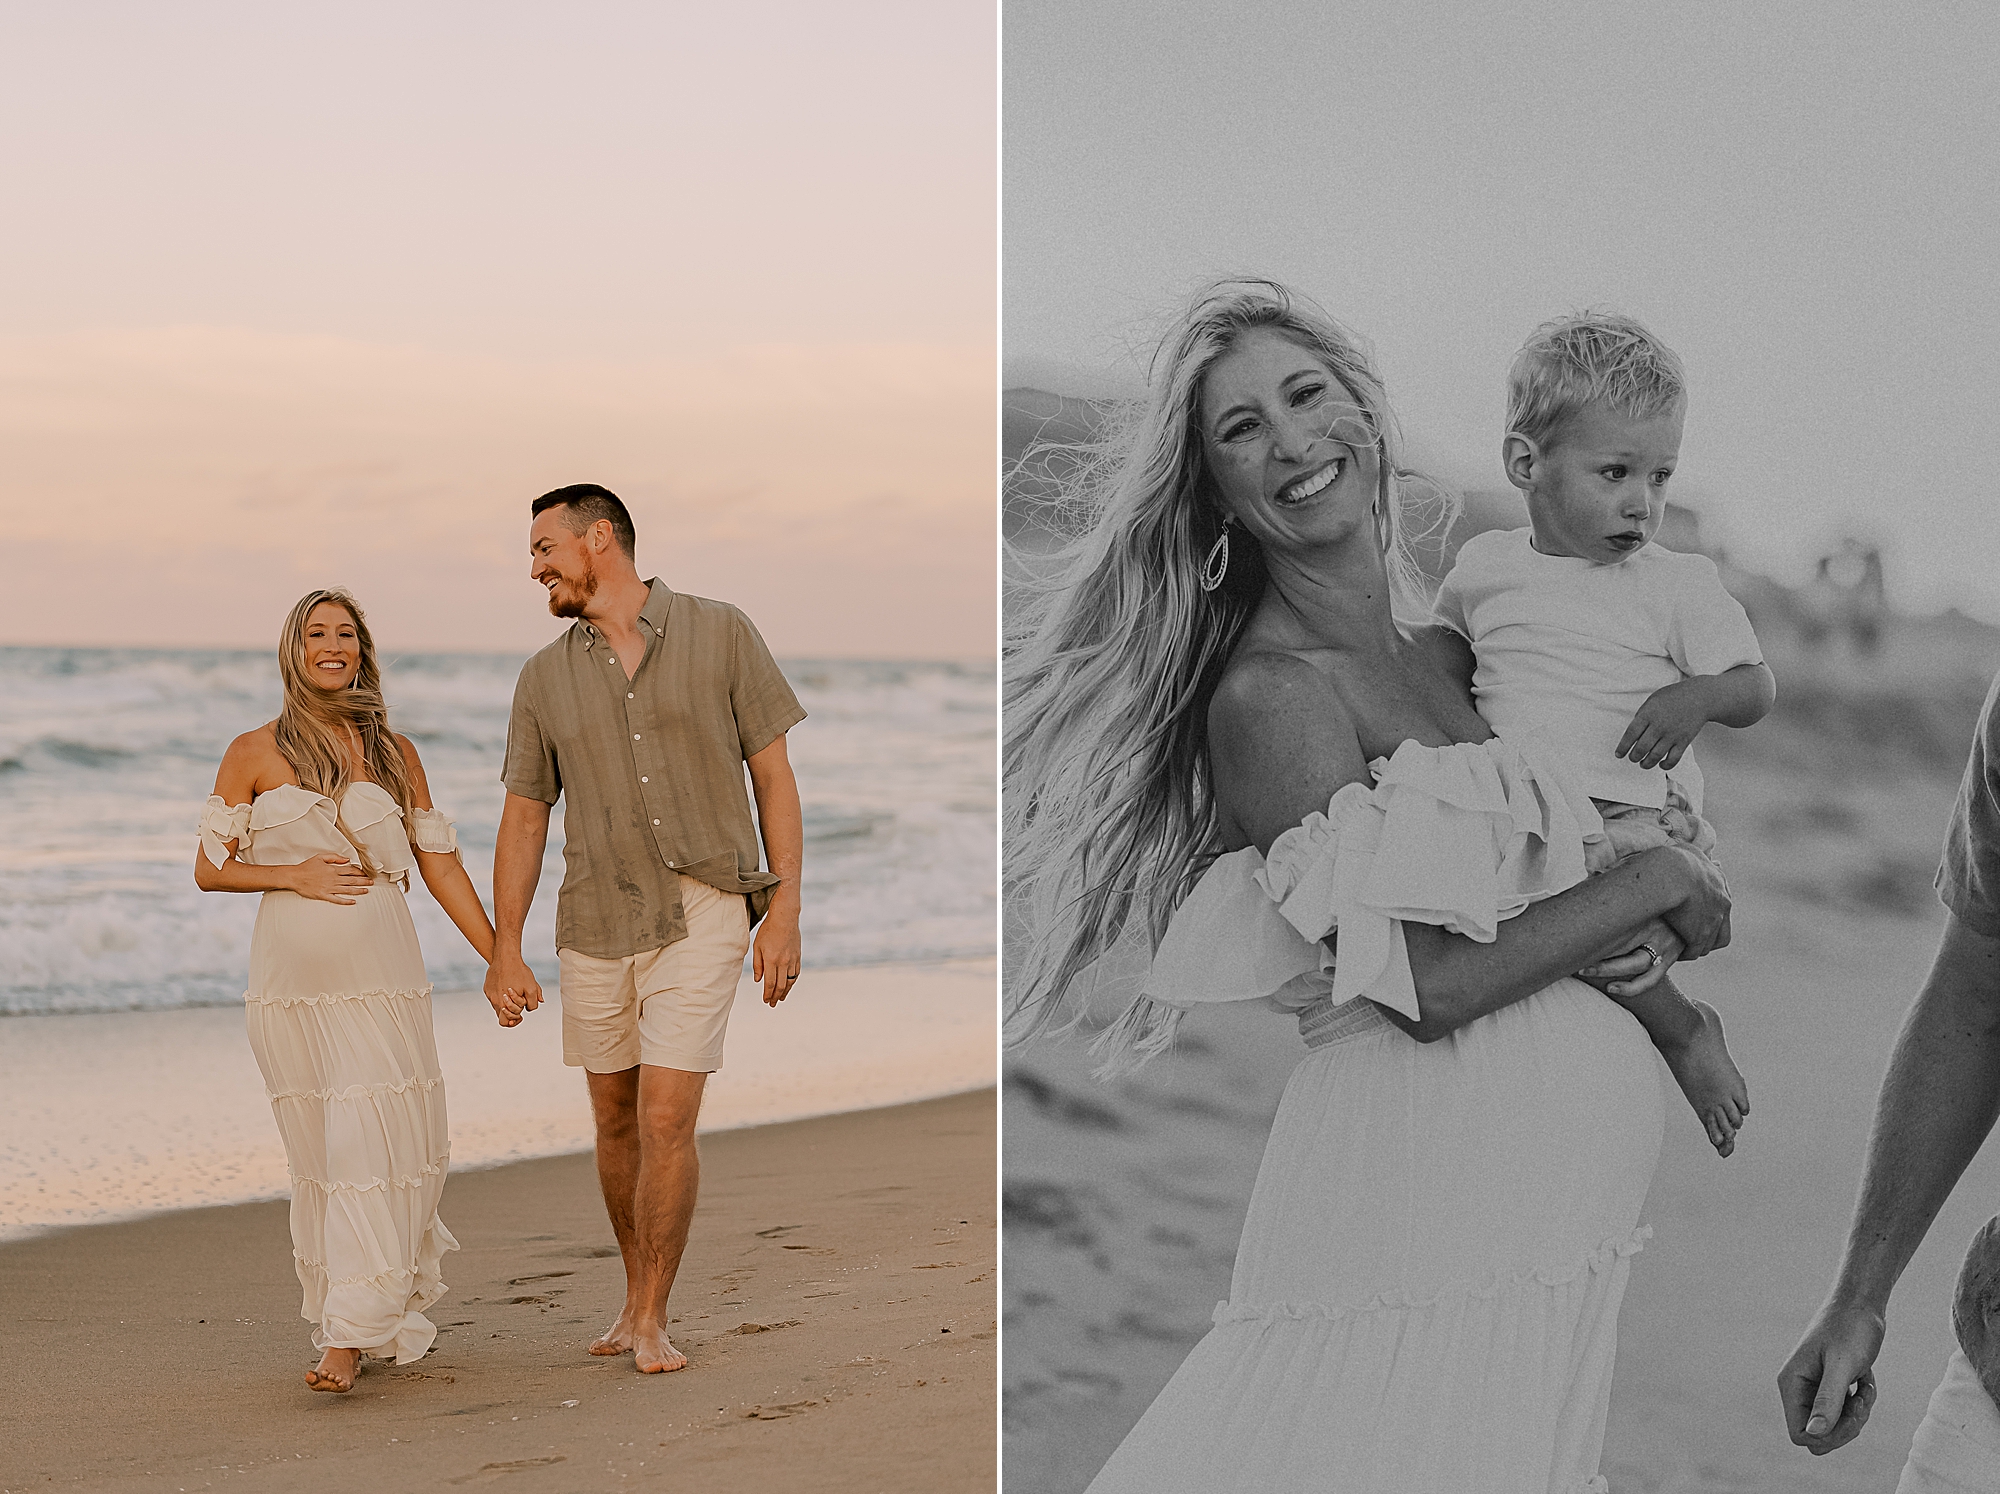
1781, 668, 2000, 1487
485, 483, 805, 1375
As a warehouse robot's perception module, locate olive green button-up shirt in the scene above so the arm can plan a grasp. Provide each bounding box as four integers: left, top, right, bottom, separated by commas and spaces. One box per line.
502, 579, 807, 960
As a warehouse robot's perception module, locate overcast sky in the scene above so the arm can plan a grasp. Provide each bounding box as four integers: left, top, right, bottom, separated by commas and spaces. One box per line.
2, 1, 995, 657
1005, 1, 2000, 619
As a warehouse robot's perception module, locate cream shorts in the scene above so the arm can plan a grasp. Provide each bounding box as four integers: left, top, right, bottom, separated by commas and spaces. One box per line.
558, 875, 752, 1074
1897, 1348, 2000, 1493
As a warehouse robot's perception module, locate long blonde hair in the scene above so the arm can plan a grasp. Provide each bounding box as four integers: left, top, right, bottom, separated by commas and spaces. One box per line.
273, 588, 415, 877
1003, 278, 1457, 1067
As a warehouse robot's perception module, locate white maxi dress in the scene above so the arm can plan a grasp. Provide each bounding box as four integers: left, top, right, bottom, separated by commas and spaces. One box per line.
200, 782, 461, 1364
1087, 737, 1667, 1494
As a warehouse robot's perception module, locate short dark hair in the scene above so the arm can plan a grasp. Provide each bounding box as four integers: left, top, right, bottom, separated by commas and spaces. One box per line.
531, 484, 636, 559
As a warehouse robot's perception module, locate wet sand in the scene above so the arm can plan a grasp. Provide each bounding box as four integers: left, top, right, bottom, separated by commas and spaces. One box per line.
0, 1088, 996, 1494
2, 958, 995, 1240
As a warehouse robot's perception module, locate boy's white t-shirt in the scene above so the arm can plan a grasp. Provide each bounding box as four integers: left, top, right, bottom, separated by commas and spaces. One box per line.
1432, 527, 1764, 813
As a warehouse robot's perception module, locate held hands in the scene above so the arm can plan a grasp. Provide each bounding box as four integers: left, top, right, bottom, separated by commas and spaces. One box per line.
483, 950, 543, 1029
1617, 679, 1715, 771
288, 854, 374, 905
1778, 1298, 1884, 1455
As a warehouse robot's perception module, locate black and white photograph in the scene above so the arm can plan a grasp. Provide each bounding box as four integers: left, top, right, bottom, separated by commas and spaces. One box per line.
1002, 5, 2000, 1491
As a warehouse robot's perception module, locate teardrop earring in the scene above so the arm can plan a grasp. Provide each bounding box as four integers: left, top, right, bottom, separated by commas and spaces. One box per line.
1198, 519, 1233, 593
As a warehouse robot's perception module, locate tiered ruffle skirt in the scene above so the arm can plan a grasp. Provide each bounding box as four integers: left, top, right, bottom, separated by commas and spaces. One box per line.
244, 878, 456, 1363
1088, 979, 1665, 1494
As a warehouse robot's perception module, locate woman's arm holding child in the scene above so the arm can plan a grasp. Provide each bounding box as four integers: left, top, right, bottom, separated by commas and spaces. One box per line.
1208, 652, 1732, 1046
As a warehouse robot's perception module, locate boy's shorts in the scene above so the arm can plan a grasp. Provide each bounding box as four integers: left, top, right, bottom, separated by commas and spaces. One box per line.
558, 874, 752, 1074
1594, 780, 1719, 859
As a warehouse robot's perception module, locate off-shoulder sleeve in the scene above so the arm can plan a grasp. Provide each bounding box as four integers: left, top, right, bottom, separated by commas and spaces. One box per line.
1134, 735, 1605, 1039
406, 807, 460, 856
198, 796, 253, 869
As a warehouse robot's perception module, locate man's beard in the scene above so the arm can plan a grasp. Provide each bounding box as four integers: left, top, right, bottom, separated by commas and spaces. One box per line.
547, 556, 600, 618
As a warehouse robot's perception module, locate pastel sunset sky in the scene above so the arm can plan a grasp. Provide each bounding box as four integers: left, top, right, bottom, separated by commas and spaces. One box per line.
2, 3, 995, 658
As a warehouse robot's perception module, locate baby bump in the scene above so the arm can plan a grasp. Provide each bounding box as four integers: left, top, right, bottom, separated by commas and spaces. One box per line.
1233, 978, 1665, 1309
249, 878, 427, 1003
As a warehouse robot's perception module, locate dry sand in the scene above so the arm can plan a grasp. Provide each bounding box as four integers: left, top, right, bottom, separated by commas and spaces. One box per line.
0, 1088, 995, 1494
1004, 666, 2000, 1492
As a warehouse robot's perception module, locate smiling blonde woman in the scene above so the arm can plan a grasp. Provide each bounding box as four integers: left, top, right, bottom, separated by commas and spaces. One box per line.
195, 588, 497, 1393
1006, 281, 1735, 1492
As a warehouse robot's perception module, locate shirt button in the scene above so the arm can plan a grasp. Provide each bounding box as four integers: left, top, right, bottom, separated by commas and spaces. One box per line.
641, 776, 648, 783
627, 692, 634, 699
653, 819, 661, 826
633, 734, 641, 741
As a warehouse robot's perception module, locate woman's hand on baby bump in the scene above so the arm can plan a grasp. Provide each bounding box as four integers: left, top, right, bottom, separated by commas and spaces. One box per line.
288, 854, 372, 904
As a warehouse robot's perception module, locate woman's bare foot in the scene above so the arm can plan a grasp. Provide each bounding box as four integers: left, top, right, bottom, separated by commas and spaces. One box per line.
588, 1308, 637, 1357
305, 1346, 362, 1393
1660, 1000, 1750, 1157
631, 1322, 687, 1374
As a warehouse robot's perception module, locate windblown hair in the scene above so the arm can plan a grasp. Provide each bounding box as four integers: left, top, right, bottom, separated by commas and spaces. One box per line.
273, 588, 416, 878
1003, 277, 1456, 1071
1507, 311, 1687, 451
532, 483, 637, 558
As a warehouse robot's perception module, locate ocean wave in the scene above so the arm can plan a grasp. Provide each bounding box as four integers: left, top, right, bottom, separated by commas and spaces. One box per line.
0, 646, 994, 1017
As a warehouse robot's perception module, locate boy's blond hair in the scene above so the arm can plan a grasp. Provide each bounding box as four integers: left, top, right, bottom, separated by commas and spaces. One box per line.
1507, 311, 1686, 450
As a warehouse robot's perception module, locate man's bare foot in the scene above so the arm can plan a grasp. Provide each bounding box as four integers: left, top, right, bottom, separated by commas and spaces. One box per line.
1660, 1000, 1750, 1157
588, 1308, 637, 1357
305, 1346, 362, 1393
632, 1322, 687, 1374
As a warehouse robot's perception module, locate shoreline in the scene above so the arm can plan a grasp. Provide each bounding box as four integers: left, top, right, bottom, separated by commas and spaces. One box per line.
0, 1088, 997, 1494
1, 957, 995, 1243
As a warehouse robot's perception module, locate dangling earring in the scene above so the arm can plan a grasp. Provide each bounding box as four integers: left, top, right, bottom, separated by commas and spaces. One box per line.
1199, 519, 1233, 593
1373, 489, 1390, 555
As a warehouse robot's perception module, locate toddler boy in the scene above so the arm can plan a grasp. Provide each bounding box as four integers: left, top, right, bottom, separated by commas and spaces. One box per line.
1434, 312, 1775, 1155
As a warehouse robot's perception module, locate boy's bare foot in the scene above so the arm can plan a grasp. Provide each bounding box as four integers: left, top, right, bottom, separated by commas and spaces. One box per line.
1659, 1000, 1750, 1157
632, 1322, 687, 1374
588, 1307, 637, 1356
305, 1346, 362, 1393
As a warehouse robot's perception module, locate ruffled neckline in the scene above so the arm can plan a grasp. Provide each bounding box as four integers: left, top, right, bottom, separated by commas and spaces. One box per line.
1096, 731, 1605, 1067
246, 780, 399, 829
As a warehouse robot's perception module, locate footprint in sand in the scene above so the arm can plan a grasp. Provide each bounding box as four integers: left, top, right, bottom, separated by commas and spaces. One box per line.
740, 1400, 816, 1419
445, 1455, 567, 1484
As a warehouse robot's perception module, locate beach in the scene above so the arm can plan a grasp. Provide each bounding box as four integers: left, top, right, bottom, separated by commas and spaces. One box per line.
0, 1087, 996, 1494
0, 641, 999, 1487
2, 960, 996, 1241
1003, 618, 2000, 1492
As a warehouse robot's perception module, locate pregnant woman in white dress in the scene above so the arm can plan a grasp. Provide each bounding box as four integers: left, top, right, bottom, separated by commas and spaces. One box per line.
1004, 281, 1734, 1492
195, 588, 496, 1393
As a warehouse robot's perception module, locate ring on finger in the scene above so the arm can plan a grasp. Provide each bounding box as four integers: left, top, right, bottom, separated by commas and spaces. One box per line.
1638, 942, 1662, 969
